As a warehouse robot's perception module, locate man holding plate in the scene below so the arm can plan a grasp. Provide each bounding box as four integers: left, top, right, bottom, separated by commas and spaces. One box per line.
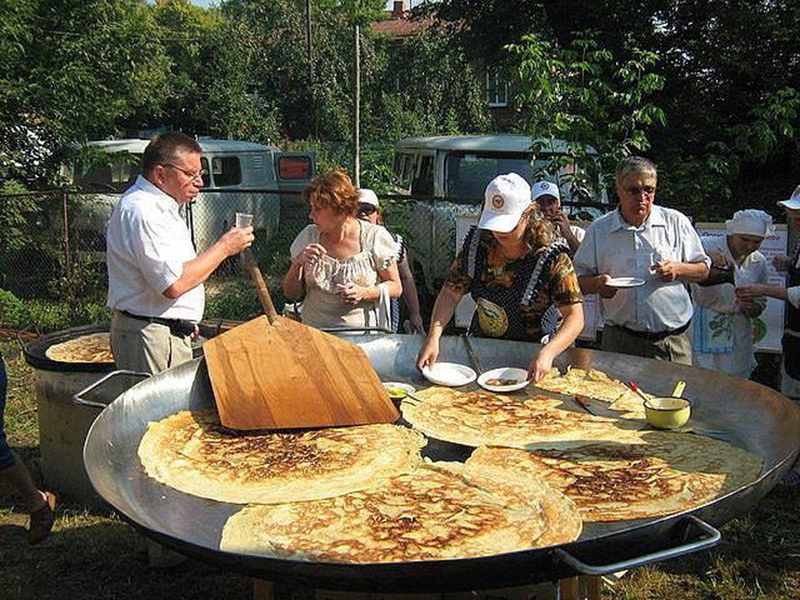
573, 156, 710, 364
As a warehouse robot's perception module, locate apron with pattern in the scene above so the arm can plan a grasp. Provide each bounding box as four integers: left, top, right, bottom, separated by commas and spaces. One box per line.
463, 226, 568, 342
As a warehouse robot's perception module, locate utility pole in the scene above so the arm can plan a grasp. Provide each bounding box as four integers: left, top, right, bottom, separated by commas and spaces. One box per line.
353, 23, 361, 187
306, 0, 315, 137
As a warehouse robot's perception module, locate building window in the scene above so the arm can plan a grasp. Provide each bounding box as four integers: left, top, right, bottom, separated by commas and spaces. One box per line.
486, 68, 508, 107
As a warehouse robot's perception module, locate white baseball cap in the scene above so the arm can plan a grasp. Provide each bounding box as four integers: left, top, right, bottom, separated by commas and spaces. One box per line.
478, 173, 532, 233
358, 188, 380, 207
532, 180, 560, 202
778, 185, 800, 211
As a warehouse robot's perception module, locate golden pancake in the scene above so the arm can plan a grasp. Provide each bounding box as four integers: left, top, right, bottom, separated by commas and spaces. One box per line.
45, 333, 114, 363
468, 431, 762, 522
220, 460, 581, 562
138, 411, 425, 504
401, 387, 644, 449
537, 367, 649, 420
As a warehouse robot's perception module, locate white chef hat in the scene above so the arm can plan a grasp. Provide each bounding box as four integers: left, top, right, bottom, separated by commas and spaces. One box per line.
778, 185, 800, 211
725, 209, 774, 238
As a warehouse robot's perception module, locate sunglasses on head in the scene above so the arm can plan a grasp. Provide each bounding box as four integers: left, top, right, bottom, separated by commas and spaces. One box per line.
357, 204, 378, 216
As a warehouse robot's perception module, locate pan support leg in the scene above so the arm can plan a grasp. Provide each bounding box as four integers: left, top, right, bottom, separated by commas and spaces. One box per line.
559, 576, 602, 600
253, 579, 275, 600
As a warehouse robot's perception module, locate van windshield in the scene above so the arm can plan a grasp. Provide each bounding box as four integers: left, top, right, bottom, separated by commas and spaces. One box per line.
444, 152, 552, 202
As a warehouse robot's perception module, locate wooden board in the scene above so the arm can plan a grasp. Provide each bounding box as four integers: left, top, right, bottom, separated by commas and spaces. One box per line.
203, 315, 400, 430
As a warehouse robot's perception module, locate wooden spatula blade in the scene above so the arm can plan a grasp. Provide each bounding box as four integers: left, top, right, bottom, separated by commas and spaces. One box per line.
203, 316, 399, 430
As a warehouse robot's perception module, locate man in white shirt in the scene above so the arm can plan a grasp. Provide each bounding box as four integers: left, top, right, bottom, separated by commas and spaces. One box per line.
532, 180, 585, 254
573, 156, 710, 364
106, 132, 254, 374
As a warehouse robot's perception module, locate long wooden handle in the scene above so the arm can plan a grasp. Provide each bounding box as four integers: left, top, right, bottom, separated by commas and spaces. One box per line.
243, 249, 278, 324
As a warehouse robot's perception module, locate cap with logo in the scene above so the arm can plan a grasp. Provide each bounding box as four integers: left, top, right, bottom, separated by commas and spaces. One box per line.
778, 185, 800, 211
531, 180, 561, 203
478, 173, 532, 233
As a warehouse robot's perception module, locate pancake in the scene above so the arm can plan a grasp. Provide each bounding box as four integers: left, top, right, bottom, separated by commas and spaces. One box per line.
220, 460, 582, 563
45, 333, 114, 363
468, 431, 763, 522
401, 387, 644, 449
138, 410, 425, 504
537, 367, 650, 420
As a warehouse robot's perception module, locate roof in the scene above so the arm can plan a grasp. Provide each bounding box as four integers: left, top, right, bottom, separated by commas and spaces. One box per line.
371, 18, 429, 39
394, 135, 598, 154
84, 139, 277, 154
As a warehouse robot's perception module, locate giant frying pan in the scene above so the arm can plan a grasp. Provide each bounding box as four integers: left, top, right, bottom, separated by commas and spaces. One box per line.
81, 335, 800, 592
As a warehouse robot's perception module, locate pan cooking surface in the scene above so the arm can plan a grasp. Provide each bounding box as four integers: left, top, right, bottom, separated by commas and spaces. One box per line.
84, 335, 800, 590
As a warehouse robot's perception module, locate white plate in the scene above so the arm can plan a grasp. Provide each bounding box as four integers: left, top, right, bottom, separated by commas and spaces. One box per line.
382, 382, 416, 399
606, 277, 646, 288
477, 367, 531, 392
421, 362, 477, 387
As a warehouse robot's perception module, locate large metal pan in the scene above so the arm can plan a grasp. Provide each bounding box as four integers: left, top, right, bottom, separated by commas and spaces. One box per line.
81, 335, 800, 592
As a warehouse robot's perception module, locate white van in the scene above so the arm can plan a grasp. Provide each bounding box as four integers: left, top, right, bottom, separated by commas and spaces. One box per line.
391, 134, 609, 295
66, 138, 315, 253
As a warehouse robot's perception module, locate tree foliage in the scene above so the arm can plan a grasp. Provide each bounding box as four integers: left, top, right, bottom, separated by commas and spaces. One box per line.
509, 32, 665, 200
432, 0, 800, 215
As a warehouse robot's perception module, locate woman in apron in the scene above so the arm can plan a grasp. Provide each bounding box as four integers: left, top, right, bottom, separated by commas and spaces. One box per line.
691, 210, 772, 379
416, 173, 584, 382
737, 187, 800, 485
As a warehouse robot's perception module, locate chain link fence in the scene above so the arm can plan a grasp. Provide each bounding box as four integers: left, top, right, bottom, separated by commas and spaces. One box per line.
0, 188, 466, 332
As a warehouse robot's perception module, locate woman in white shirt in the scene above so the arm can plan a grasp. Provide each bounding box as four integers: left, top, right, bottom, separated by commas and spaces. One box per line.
283, 170, 401, 330
691, 210, 772, 379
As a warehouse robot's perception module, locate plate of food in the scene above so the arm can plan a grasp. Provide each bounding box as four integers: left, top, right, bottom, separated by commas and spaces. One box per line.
421, 362, 477, 387
605, 277, 646, 288
477, 367, 530, 392
382, 382, 416, 400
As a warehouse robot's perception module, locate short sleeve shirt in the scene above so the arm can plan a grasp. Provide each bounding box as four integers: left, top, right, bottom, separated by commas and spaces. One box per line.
445, 227, 582, 341
573, 205, 710, 332
106, 176, 203, 321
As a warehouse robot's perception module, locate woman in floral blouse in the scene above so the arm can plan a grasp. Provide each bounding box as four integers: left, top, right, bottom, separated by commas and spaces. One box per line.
416, 173, 584, 382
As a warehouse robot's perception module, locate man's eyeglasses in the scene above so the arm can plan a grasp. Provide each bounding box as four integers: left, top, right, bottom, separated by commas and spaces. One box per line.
357, 204, 378, 216
163, 163, 206, 182
624, 186, 656, 197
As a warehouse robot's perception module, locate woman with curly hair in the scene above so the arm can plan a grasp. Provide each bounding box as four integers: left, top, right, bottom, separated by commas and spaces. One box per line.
416, 173, 584, 382
283, 169, 402, 330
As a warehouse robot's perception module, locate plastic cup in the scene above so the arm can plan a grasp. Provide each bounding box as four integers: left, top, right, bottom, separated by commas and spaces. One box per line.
235, 212, 254, 228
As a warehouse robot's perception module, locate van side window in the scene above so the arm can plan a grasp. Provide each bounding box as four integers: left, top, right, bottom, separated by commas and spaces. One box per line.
278, 156, 312, 180
200, 157, 210, 188
411, 156, 434, 197
211, 156, 242, 187
393, 153, 414, 192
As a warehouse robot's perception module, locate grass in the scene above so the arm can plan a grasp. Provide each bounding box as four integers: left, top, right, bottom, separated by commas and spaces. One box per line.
1, 338, 799, 600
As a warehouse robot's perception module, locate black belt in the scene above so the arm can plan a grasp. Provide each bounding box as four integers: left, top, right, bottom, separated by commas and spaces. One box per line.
610, 321, 690, 342
118, 310, 196, 337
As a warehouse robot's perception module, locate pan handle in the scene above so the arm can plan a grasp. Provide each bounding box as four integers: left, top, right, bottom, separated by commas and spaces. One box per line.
73, 370, 151, 410
15, 325, 40, 351
553, 516, 720, 576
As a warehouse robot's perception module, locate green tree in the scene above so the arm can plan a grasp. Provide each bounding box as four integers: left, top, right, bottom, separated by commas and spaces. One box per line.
508, 32, 665, 201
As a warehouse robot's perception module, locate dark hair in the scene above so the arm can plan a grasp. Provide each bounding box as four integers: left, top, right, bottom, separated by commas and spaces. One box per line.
140, 132, 202, 176
301, 169, 359, 217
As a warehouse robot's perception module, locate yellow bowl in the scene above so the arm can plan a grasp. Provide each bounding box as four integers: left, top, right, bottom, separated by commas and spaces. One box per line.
644, 396, 691, 429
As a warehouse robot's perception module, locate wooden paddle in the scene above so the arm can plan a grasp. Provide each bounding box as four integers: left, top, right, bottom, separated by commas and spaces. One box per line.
202, 250, 399, 430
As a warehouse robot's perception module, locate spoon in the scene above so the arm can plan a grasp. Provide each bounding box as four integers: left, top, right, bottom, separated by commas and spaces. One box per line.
672, 380, 686, 397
